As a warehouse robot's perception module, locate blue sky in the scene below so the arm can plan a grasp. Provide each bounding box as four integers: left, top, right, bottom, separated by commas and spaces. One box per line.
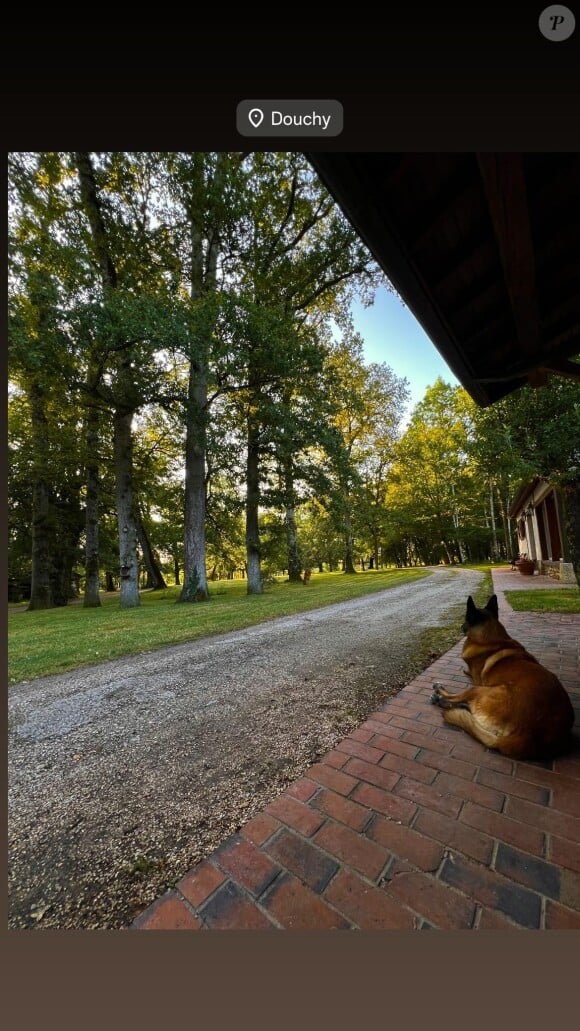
352, 284, 459, 416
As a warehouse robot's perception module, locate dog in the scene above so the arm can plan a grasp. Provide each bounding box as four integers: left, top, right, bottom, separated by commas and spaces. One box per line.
430, 594, 575, 760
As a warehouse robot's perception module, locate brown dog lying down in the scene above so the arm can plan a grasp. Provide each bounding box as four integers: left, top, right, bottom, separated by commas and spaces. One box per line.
430, 595, 575, 760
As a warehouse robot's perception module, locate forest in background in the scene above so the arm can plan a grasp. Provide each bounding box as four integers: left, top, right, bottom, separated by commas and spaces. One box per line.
8, 152, 580, 608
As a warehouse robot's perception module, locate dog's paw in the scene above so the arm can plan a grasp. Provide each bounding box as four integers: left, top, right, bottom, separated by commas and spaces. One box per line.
430, 685, 443, 706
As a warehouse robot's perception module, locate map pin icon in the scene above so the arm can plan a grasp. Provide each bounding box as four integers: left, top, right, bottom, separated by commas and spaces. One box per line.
248, 108, 264, 129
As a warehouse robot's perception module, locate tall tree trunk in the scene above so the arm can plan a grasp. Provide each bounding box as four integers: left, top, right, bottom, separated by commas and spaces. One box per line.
450, 485, 465, 562
179, 153, 223, 603
172, 550, 181, 586
441, 540, 454, 564
74, 153, 118, 290
499, 490, 512, 558
489, 479, 499, 560
75, 152, 140, 610
179, 361, 209, 602
372, 531, 380, 570
284, 460, 302, 582
246, 412, 263, 594
136, 511, 167, 590
562, 482, 580, 585
27, 382, 53, 610
285, 502, 302, 582
343, 498, 356, 574
52, 543, 76, 607
83, 399, 101, 607
114, 410, 140, 607
55, 487, 83, 606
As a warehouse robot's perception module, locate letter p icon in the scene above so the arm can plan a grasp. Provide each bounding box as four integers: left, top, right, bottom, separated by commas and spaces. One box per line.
539, 5, 576, 40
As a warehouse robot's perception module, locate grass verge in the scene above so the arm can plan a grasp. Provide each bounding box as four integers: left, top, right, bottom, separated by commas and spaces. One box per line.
9, 567, 429, 685
504, 588, 580, 613
333, 565, 496, 723
414, 564, 495, 673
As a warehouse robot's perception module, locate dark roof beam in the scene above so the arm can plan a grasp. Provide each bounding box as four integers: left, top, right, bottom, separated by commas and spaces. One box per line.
542, 324, 580, 357
537, 265, 580, 316
541, 358, 580, 382
442, 268, 503, 326
475, 350, 580, 384
541, 295, 580, 337
306, 155, 492, 406
429, 223, 494, 294
477, 154, 542, 367
406, 178, 478, 256
527, 155, 580, 226
459, 311, 516, 354
533, 210, 580, 258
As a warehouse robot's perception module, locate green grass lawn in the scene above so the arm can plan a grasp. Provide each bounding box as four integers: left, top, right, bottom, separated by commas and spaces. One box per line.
8, 567, 430, 685
504, 588, 580, 613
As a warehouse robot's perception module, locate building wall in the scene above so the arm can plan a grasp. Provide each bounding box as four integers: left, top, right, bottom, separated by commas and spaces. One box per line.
512, 480, 575, 582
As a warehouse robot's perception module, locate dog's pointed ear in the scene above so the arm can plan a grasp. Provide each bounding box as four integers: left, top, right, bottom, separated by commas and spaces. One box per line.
485, 595, 499, 620
466, 596, 477, 618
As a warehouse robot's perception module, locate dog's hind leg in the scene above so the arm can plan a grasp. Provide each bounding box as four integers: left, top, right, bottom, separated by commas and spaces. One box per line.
438, 705, 505, 749
432, 683, 515, 751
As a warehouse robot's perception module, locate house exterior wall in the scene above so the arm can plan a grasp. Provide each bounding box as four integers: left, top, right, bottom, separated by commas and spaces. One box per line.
511, 479, 575, 582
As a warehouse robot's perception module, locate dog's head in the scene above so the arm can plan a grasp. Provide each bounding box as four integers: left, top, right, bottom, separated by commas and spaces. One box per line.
461, 594, 499, 635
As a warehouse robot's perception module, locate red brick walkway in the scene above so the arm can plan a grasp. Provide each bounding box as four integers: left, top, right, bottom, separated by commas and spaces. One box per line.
131, 568, 580, 930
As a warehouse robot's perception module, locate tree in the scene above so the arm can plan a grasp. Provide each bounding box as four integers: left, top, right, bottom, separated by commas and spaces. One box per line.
472, 374, 580, 579
467, 404, 524, 560
75, 151, 144, 608
352, 361, 409, 567
8, 387, 33, 600
275, 375, 344, 583
74, 152, 188, 607
233, 152, 380, 593
130, 404, 187, 590
299, 499, 344, 572
323, 333, 408, 573
8, 153, 86, 609
212, 296, 316, 594
389, 380, 474, 565
162, 153, 248, 603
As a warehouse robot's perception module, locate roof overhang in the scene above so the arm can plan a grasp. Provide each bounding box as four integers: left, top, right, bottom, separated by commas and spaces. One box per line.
308, 153, 580, 407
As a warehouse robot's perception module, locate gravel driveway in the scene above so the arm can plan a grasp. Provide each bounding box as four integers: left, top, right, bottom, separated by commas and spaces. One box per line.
8, 566, 483, 929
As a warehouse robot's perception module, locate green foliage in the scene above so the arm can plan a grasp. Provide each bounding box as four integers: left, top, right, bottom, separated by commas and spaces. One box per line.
317, 332, 409, 567
471, 376, 580, 487
257, 513, 288, 576
9, 151, 579, 621
386, 379, 477, 564
298, 501, 345, 571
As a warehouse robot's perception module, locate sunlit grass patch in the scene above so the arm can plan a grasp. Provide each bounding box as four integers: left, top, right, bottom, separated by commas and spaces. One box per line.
504, 588, 580, 613
9, 567, 430, 684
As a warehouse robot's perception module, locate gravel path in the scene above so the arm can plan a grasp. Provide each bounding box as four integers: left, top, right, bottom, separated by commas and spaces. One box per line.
8, 566, 483, 929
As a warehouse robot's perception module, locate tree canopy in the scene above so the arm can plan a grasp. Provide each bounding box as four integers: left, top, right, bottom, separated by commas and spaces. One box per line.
8, 152, 580, 606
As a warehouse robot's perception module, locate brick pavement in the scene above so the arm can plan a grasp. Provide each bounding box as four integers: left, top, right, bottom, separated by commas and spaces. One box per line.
131, 567, 580, 930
